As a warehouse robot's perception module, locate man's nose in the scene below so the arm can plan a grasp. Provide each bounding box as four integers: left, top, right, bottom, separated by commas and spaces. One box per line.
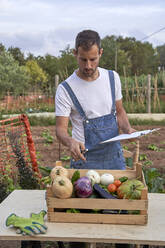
85, 60, 92, 69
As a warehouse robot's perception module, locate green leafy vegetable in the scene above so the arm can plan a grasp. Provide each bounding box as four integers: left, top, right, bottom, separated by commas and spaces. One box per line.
119, 176, 128, 183
71, 170, 80, 185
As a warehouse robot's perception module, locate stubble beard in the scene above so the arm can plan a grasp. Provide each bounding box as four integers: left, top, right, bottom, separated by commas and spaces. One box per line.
82, 67, 97, 78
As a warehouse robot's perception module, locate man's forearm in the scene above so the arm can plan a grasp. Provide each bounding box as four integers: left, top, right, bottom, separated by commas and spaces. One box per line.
56, 127, 73, 148
117, 108, 132, 133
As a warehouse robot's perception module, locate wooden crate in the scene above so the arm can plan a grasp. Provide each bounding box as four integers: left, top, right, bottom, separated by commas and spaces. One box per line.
46, 163, 148, 225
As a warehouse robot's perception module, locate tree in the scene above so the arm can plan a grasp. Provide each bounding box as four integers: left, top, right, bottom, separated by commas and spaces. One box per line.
26, 52, 36, 61
116, 37, 159, 75
37, 54, 59, 92
37, 47, 77, 94
8, 47, 25, 66
0, 43, 6, 53
157, 44, 165, 69
100, 35, 131, 75
58, 45, 77, 80
25, 60, 48, 92
0, 51, 29, 96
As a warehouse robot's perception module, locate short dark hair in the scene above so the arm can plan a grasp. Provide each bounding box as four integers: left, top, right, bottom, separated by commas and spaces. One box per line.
75, 30, 101, 51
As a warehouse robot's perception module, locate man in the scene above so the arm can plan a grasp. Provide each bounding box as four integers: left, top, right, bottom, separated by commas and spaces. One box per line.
55, 29, 135, 170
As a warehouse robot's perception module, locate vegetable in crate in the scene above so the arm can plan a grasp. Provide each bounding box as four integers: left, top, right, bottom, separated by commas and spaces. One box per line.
113, 179, 122, 188
86, 170, 100, 185
107, 183, 117, 193
119, 176, 128, 183
117, 179, 145, 199
93, 184, 117, 199
100, 173, 114, 185
71, 170, 80, 185
50, 166, 69, 181
74, 177, 93, 198
52, 176, 73, 198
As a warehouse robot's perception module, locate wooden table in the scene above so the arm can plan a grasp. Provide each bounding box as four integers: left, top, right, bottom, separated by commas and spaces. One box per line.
0, 190, 165, 246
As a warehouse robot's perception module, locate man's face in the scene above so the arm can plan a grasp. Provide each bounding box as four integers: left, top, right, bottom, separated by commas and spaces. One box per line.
74, 44, 103, 80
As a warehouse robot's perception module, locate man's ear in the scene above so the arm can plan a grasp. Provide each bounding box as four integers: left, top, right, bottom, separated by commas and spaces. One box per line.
99, 48, 103, 57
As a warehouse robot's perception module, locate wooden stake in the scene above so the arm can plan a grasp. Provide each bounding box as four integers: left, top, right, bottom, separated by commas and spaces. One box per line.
153, 74, 160, 112
123, 66, 130, 102
146, 74, 151, 113
55, 74, 59, 92
133, 140, 139, 169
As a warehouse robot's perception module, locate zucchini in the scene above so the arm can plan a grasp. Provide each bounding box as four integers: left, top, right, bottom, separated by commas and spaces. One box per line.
93, 184, 118, 199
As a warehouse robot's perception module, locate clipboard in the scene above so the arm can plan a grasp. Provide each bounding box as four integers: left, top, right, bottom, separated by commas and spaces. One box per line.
100, 128, 160, 144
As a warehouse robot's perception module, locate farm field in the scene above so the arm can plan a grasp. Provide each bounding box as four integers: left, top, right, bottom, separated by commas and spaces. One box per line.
32, 125, 165, 174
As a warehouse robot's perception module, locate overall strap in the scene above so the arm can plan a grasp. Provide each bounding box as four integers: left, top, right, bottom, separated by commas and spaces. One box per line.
108, 70, 116, 114
62, 81, 87, 120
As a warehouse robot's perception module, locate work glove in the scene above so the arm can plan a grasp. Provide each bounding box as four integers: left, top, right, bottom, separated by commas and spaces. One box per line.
6, 210, 47, 236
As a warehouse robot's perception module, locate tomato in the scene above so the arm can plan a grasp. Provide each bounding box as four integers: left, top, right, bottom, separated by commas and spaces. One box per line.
107, 183, 117, 193
113, 179, 122, 188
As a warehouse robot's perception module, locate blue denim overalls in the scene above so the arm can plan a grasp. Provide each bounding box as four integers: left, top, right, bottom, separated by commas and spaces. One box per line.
62, 70, 126, 170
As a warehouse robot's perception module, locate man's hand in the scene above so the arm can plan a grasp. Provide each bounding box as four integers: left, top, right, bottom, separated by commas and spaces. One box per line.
126, 127, 136, 134
69, 138, 86, 161
56, 116, 86, 162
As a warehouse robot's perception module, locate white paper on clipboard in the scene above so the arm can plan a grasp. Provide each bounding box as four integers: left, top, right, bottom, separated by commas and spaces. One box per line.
100, 128, 160, 144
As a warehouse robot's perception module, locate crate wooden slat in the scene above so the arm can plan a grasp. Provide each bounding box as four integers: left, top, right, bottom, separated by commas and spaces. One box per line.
47, 196, 148, 210
47, 212, 147, 225
46, 163, 148, 225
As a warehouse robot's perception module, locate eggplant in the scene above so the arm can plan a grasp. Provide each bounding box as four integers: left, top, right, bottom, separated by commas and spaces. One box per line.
93, 184, 118, 199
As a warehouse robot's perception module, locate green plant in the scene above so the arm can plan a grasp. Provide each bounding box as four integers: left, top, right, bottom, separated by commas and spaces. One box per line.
143, 160, 153, 166
29, 116, 56, 126
41, 129, 54, 144
139, 154, 147, 161
123, 145, 129, 150
60, 155, 71, 161
8, 131, 40, 189
64, 164, 70, 169
143, 166, 165, 193
0, 176, 10, 203
129, 118, 165, 126
125, 157, 133, 168
0, 164, 21, 203
148, 144, 163, 152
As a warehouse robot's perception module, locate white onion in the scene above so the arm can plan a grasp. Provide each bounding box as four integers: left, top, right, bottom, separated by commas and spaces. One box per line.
86, 170, 100, 185
100, 173, 114, 185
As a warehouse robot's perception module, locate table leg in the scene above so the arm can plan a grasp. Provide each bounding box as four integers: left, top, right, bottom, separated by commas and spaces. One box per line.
89, 243, 96, 248
57, 241, 65, 248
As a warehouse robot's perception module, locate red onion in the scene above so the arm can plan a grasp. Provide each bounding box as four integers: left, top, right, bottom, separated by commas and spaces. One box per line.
74, 176, 93, 198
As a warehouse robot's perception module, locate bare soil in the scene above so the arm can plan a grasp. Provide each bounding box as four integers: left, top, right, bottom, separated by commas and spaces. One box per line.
31, 125, 165, 174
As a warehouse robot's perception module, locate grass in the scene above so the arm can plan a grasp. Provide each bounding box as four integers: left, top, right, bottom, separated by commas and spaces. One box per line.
129, 118, 165, 126
29, 116, 56, 126
1, 114, 165, 126
29, 116, 165, 126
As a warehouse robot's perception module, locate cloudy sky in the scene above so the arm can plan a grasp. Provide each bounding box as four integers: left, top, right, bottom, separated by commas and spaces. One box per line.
0, 0, 165, 57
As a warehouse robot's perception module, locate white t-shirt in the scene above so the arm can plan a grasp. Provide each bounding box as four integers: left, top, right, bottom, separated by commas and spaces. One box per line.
55, 67, 122, 143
